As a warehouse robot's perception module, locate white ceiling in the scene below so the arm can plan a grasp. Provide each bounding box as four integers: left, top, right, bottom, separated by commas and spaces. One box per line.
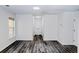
1, 5, 79, 14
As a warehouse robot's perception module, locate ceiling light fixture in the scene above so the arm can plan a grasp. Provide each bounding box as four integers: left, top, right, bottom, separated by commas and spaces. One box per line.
33, 7, 40, 10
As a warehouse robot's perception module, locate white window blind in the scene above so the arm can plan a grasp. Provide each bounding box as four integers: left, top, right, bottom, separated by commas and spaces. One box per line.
8, 17, 15, 39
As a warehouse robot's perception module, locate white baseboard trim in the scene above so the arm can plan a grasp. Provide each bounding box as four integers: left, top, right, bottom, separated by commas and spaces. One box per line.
44, 39, 57, 41
16, 39, 57, 41
58, 40, 77, 46
0, 38, 16, 51
16, 39, 33, 40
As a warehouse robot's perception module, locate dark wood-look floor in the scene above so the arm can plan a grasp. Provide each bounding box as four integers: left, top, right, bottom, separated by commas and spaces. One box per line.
0, 40, 77, 53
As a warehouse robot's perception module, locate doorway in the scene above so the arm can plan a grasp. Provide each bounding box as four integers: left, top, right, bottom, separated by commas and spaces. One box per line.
33, 16, 43, 35
33, 16, 44, 41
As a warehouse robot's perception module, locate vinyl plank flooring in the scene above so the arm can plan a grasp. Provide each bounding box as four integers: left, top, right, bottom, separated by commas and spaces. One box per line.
5, 41, 22, 53
0, 40, 77, 53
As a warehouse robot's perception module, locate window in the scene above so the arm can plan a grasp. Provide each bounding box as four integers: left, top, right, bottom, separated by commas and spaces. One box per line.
8, 17, 15, 39
33, 16, 43, 35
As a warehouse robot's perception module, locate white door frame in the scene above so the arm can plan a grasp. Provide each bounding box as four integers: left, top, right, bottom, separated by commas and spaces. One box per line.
32, 16, 44, 36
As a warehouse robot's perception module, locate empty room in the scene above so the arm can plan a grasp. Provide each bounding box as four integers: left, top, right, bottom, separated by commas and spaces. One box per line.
0, 5, 79, 53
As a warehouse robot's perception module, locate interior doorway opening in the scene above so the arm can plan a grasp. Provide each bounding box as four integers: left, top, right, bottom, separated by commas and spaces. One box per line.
33, 15, 44, 41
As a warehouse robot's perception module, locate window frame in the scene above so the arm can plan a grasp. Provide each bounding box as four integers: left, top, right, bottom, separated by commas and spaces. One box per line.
8, 17, 15, 39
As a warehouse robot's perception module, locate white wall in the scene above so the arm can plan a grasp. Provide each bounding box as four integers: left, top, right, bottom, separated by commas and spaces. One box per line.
57, 14, 63, 43
58, 12, 79, 46
73, 12, 79, 46
74, 12, 79, 52
16, 14, 33, 40
78, 18, 79, 52
0, 7, 16, 51
43, 15, 58, 40
58, 12, 74, 45
15, 12, 79, 46
16, 14, 58, 41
